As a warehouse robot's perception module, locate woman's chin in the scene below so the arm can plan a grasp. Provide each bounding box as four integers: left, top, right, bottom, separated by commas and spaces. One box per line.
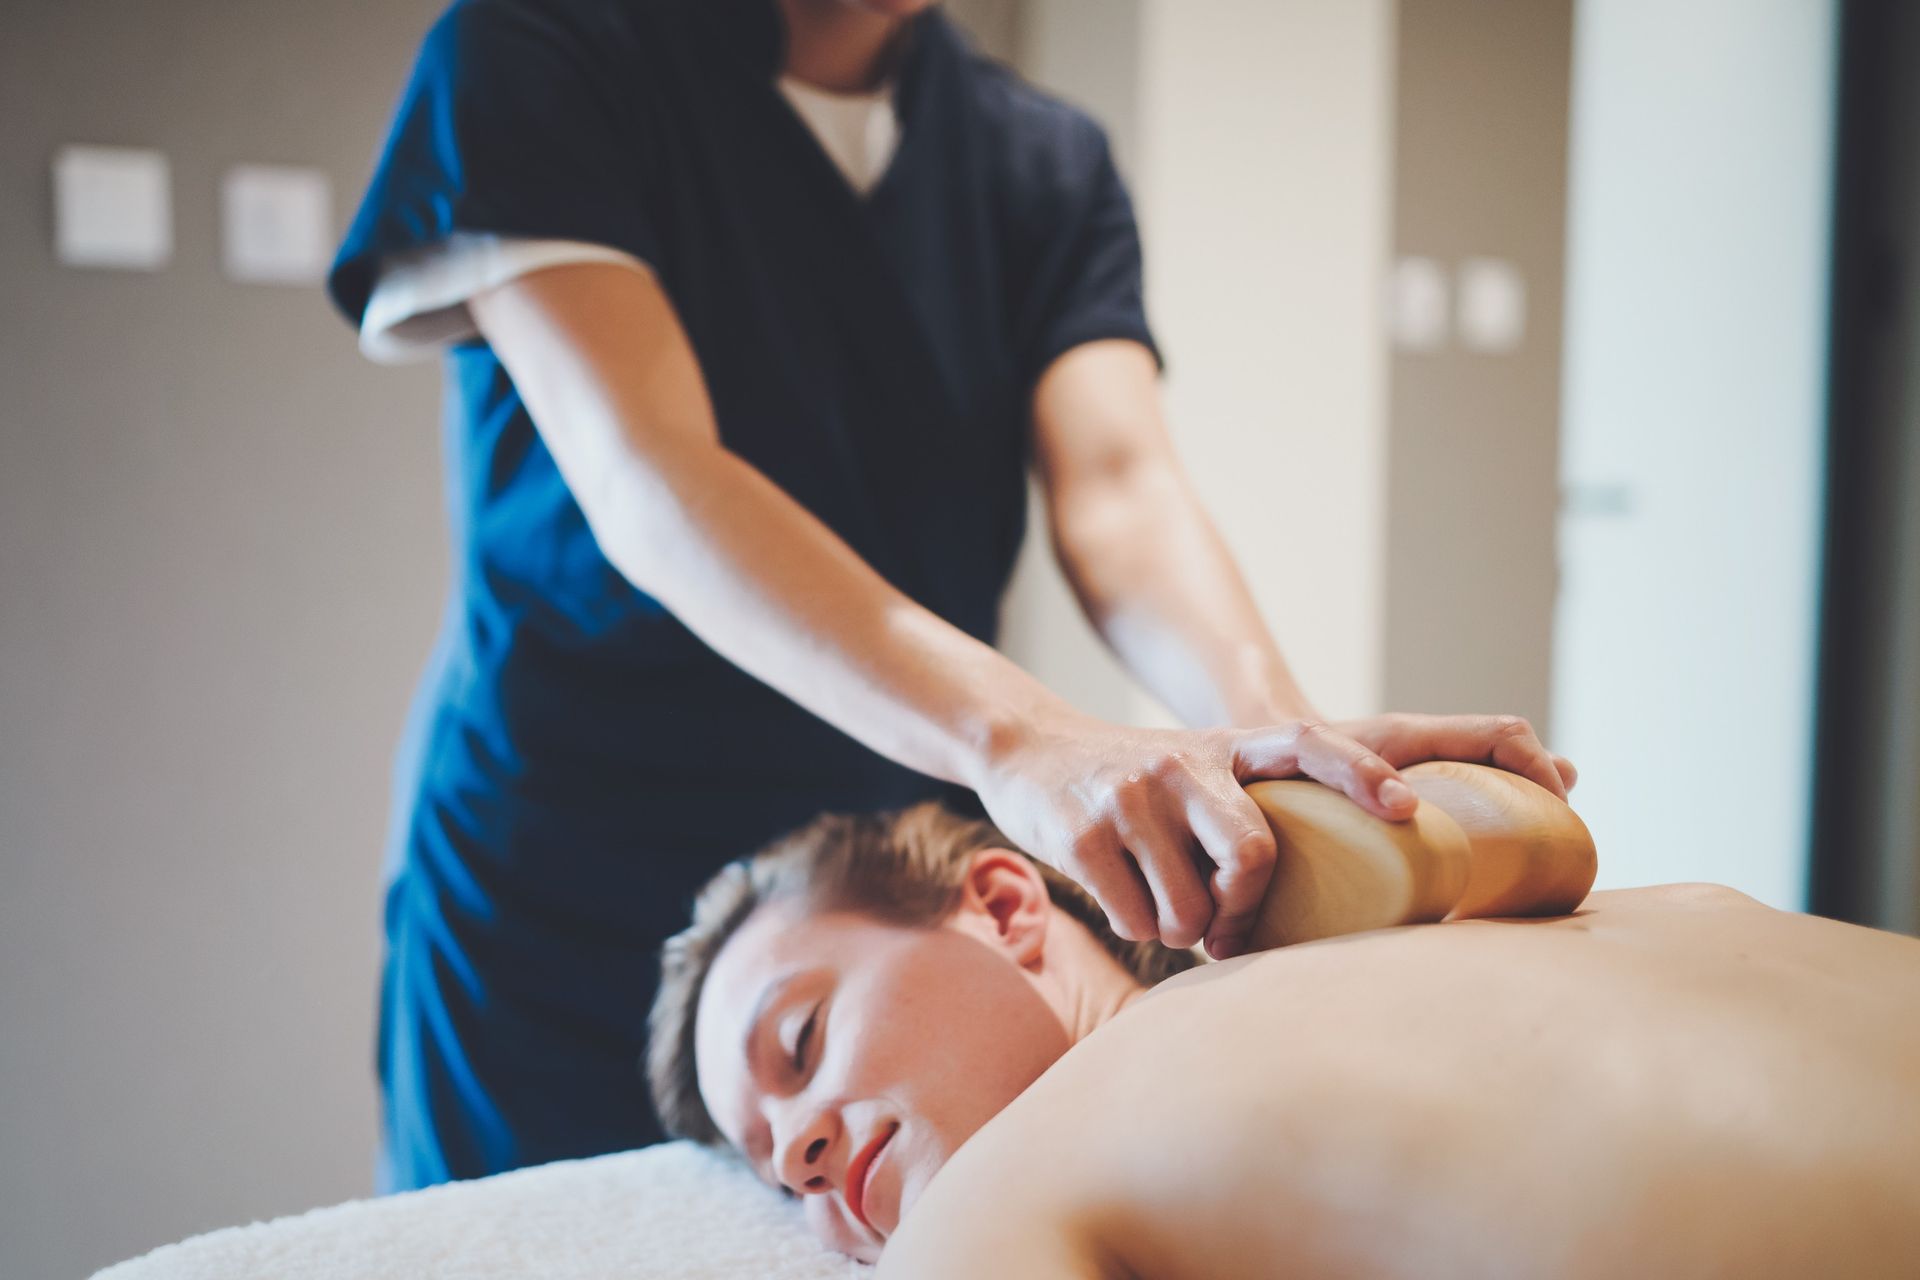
883, 1145, 951, 1241
817, 1125, 955, 1261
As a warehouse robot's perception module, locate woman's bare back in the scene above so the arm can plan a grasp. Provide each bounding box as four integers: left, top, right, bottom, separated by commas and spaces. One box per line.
879, 886, 1920, 1279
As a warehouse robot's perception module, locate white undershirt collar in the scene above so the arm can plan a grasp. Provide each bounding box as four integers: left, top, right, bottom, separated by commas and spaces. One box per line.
775, 74, 902, 198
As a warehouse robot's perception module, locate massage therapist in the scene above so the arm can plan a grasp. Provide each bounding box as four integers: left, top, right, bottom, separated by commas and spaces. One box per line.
326, 0, 1575, 1191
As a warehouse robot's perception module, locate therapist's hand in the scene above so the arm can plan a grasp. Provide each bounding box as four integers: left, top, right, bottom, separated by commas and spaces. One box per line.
1326, 711, 1576, 799
971, 708, 1575, 961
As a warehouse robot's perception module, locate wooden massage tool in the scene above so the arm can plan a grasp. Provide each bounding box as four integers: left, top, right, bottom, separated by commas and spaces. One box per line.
1244, 760, 1598, 949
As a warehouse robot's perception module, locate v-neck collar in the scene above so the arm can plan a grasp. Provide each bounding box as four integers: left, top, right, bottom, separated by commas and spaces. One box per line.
728, 2, 953, 211
773, 75, 899, 200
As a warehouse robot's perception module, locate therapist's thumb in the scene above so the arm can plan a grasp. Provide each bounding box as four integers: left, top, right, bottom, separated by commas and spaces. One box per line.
1229, 720, 1414, 821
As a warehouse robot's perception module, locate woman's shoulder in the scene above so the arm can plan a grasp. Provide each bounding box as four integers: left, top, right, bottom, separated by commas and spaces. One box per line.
1581, 882, 1769, 912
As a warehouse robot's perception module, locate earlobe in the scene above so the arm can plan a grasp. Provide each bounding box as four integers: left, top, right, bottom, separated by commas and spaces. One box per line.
960, 848, 1051, 968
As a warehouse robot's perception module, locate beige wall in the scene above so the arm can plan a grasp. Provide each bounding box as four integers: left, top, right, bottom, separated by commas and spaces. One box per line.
1381, 0, 1573, 730
1137, 0, 1398, 721
1003, 0, 1398, 725
0, 3, 448, 1275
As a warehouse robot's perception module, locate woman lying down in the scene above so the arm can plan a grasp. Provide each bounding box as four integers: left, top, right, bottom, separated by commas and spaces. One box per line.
645, 791, 1920, 1279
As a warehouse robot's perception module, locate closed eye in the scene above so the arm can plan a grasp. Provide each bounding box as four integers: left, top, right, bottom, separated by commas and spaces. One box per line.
792, 1006, 818, 1072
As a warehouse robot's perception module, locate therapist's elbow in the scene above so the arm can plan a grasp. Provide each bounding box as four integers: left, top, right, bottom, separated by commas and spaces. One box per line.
553, 426, 733, 601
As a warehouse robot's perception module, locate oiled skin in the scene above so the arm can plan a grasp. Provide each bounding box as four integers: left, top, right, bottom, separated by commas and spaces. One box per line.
878, 887, 1920, 1279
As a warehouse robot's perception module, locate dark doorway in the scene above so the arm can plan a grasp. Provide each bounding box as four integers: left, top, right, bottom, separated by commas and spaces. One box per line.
1810, 0, 1920, 934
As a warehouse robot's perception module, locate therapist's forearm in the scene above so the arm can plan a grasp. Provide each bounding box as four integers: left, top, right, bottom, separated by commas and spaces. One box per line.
469, 263, 1076, 791
470, 264, 1487, 957
583, 435, 1073, 787
1051, 461, 1317, 729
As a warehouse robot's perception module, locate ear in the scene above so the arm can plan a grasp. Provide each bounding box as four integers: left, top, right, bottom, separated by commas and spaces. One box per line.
950, 848, 1052, 968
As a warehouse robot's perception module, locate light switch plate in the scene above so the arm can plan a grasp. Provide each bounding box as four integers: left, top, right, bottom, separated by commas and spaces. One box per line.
1389, 256, 1449, 352
222, 164, 334, 285
1457, 257, 1527, 352
54, 145, 173, 270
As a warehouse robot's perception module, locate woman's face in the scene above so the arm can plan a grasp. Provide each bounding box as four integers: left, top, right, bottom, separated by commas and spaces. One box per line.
693, 896, 1071, 1261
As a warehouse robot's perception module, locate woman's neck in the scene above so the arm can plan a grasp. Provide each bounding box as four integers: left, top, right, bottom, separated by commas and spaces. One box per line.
774, 0, 911, 93
1042, 918, 1151, 1047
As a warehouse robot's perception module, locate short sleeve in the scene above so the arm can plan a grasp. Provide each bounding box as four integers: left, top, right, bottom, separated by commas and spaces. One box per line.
1009, 115, 1162, 386
359, 233, 652, 363
326, 0, 663, 332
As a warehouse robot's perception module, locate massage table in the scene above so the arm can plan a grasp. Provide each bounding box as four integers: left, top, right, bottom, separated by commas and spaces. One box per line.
93, 1142, 865, 1279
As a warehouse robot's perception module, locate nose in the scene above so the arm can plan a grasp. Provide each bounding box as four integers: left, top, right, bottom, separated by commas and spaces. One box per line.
772, 1103, 840, 1197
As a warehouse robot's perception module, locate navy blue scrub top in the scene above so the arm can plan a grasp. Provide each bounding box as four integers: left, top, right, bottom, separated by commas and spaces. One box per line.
328, 0, 1158, 1187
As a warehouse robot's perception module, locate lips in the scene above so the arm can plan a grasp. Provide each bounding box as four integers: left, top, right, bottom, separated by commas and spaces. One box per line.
843, 1121, 899, 1235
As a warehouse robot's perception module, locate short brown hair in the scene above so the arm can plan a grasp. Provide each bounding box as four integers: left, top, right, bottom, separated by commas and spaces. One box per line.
646, 800, 1199, 1145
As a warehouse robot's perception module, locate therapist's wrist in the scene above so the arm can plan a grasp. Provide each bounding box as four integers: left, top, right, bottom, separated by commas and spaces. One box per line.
1230, 696, 1321, 729
961, 689, 1088, 793
1222, 654, 1319, 728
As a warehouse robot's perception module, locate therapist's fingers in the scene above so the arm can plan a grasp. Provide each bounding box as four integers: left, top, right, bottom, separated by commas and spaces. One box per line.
1186, 780, 1278, 960
1465, 716, 1568, 800
1114, 788, 1214, 951
1060, 823, 1157, 944
1233, 719, 1417, 821
1555, 754, 1579, 792
1363, 713, 1569, 801
1476, 716, 1567, 799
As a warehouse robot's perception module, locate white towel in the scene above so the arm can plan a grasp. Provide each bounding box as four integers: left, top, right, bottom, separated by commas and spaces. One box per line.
93, 1142, 869, 1279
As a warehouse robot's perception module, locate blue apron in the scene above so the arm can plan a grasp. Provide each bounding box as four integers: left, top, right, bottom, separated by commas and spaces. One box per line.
328, 0, 1156, 1189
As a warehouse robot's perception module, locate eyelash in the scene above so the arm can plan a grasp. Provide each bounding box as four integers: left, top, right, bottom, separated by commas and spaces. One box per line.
791, 1006, 818, 1072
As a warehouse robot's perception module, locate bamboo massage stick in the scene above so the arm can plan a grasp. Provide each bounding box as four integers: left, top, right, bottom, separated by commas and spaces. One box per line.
1243, 761, 1598, 949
